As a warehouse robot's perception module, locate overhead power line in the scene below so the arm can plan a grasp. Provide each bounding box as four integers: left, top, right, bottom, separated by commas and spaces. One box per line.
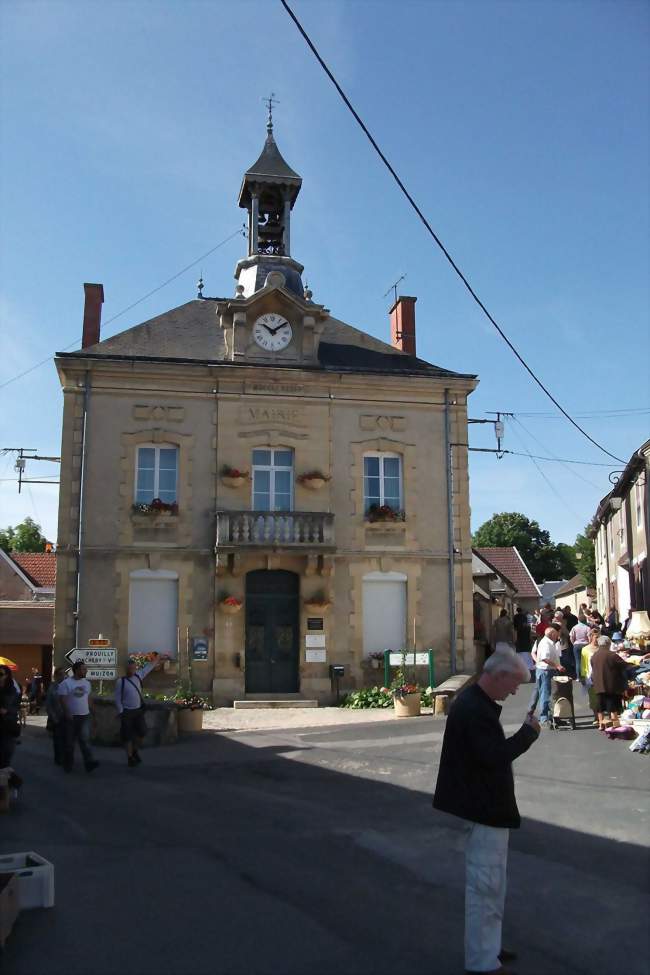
280, 0, 626, 466
0, 227, 245, 391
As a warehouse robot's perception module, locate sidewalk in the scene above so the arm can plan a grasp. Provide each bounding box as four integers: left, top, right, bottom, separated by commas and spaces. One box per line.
202, 704, 438, 732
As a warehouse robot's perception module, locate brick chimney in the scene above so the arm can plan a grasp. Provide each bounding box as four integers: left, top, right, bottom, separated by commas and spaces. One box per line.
389, 296, 417, 356
82, 283, 104, 349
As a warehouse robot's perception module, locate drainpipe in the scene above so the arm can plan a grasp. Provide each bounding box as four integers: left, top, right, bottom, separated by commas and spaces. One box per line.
74, 371, 91, 647
444, 388, 457, 675
638, 447, 650, 608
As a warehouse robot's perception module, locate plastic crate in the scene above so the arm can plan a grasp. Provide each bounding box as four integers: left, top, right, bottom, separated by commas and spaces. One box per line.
0, 852, 54, 909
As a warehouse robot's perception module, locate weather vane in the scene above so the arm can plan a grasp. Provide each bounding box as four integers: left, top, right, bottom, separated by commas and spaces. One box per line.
263, 92, 279, 133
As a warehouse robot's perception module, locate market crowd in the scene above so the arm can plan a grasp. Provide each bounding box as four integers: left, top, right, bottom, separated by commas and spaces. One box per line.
492, 601, 650, 730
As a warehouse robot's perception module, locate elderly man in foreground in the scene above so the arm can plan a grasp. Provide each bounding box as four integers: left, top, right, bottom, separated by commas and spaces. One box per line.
433, 650, 540, 975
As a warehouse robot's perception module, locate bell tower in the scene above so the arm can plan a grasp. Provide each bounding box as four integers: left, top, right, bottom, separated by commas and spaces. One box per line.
235, 98, 305, 298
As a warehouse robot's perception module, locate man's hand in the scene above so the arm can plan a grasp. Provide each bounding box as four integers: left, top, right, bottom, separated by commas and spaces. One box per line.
525, 713, 541, 735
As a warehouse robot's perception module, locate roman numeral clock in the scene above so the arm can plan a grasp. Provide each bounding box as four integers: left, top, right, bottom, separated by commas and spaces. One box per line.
252, 313, 293, 352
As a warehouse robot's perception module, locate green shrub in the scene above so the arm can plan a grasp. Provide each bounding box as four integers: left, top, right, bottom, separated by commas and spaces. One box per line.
340, 684, 435, 709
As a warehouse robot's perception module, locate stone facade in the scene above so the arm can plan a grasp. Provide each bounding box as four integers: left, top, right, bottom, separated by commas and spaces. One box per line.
53, 126, 479, 703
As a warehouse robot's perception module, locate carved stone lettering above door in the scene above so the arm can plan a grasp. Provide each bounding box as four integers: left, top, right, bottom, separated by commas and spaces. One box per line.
359, 414, 407, 432
132, 405, 185, 422
238, 405, 307, 427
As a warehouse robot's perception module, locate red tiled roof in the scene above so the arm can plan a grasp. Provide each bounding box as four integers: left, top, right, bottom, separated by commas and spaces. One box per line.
10, 552, 56, 588
474, 547, 541, 599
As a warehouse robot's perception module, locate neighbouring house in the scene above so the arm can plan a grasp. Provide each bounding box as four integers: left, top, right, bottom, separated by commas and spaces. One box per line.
472, 549, 517, 663
553, 574, 595, 616
589, 439, 649, 619
0, 550, 55, 687
538, 580, 568, 608
52, 120, 479, 703
474, 546, 541, 617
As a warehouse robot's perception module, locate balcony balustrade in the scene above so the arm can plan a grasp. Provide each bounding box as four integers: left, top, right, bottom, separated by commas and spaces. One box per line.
215, 510, 335, 550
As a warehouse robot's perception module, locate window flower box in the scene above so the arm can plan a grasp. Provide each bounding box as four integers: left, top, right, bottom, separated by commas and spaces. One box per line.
365, 504, 405, 523
221, 466, 249, 489
132, 499, 178, 516
297, 471, 330, 491
304, 597, 331, 613
219, 595, 243, 615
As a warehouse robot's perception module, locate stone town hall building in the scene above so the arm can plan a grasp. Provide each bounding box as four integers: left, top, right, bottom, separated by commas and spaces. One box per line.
53, 122, 478, 702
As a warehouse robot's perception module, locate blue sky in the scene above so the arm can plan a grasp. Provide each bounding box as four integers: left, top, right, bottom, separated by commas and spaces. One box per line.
1, 0, 648, 551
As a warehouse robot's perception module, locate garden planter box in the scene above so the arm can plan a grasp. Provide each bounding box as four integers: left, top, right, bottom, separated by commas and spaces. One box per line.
0, 852, 54, 909
393, 692, 421, 718
92, 698, 178, 746
177, 708, 204, 733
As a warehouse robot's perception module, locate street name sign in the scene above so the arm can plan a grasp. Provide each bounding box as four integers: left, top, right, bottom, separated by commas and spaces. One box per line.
86, 668, 117, 681
65, 648, 117, 667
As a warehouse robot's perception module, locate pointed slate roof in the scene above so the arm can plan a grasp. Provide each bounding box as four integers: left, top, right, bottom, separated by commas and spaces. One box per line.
238, 131, 302, 208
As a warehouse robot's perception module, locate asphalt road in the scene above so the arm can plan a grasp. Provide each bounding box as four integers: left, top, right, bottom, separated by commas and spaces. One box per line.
2, 685, 648, 975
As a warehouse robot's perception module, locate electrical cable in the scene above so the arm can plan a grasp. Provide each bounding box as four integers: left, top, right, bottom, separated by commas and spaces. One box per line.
506, 420, 584, 522
280, 0, 627, 466
516, 408, 650, 419
510, 417, 604, 490
0, 226, 245, 391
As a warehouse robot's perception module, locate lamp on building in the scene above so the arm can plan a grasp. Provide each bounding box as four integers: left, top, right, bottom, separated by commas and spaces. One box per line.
610, 497, 622, 511
626, 611, 650, 643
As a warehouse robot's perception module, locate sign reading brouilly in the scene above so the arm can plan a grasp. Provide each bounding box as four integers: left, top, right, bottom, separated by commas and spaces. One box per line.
65, 648, 117, 667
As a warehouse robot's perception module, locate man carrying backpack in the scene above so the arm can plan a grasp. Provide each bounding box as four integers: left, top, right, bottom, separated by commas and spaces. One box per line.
115, 653, 169, 767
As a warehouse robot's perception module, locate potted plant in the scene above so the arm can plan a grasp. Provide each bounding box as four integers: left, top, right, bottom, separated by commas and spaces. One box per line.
366, 503, 405, 523
221, 466, 249, 489
368, 651, 384, 670
132, 499, 179, 516
173, 688, 214, 733
391, 670, 421, 718
304, 591, 331, 613
219, 594, 243, 615
297, 470, 330, 491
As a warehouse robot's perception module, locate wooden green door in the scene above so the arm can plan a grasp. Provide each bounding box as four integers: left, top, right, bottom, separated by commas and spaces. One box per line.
245, 570, 299, 693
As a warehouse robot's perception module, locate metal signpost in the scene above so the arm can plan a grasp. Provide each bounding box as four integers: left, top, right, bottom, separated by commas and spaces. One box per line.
383, 649, 435, 690
65, 638, 118, 694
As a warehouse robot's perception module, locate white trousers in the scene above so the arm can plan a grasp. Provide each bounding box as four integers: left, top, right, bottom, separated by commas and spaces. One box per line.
464, 822, 509, 972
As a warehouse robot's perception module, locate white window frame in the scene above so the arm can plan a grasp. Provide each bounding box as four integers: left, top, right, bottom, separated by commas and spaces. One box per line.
363, 452, 403, 513
251, 448, 294, 511
134, 444, 178, 504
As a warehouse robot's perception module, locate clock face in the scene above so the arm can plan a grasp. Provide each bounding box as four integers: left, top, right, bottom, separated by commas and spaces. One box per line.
252, 313, 293, 352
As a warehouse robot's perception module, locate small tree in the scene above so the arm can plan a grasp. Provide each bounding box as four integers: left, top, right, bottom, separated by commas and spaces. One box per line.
473, 511, 576, 582
0, 517, 48, 553
573, 530, 596, 589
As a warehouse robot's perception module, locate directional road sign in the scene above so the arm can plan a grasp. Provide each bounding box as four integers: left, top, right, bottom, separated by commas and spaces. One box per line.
87, 668, 117, 681
65, 647, 117, 667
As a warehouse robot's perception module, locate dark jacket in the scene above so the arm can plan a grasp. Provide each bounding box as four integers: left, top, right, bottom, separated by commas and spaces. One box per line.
590, 647, 627, 696
0, 682, 20, 741
433, 683, 538, 829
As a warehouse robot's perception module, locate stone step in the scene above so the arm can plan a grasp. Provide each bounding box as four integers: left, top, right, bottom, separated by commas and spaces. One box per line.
233, 699, 319, 710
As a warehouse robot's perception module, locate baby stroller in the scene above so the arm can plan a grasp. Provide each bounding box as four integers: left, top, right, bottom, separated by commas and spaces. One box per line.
550, 675, 576, 730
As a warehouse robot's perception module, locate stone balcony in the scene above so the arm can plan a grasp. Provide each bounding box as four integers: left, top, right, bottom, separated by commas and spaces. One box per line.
215, 510, 335, 551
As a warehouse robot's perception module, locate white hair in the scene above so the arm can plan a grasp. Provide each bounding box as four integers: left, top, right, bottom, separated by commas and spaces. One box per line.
597, 636, 611, 648
483, 649, 530, 680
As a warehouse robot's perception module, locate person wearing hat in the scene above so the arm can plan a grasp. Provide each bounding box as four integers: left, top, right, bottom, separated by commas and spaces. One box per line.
115, 653, 169, 767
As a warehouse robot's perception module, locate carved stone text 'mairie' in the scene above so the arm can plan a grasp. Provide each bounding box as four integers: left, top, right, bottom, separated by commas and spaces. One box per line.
238, 405, 306, 427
